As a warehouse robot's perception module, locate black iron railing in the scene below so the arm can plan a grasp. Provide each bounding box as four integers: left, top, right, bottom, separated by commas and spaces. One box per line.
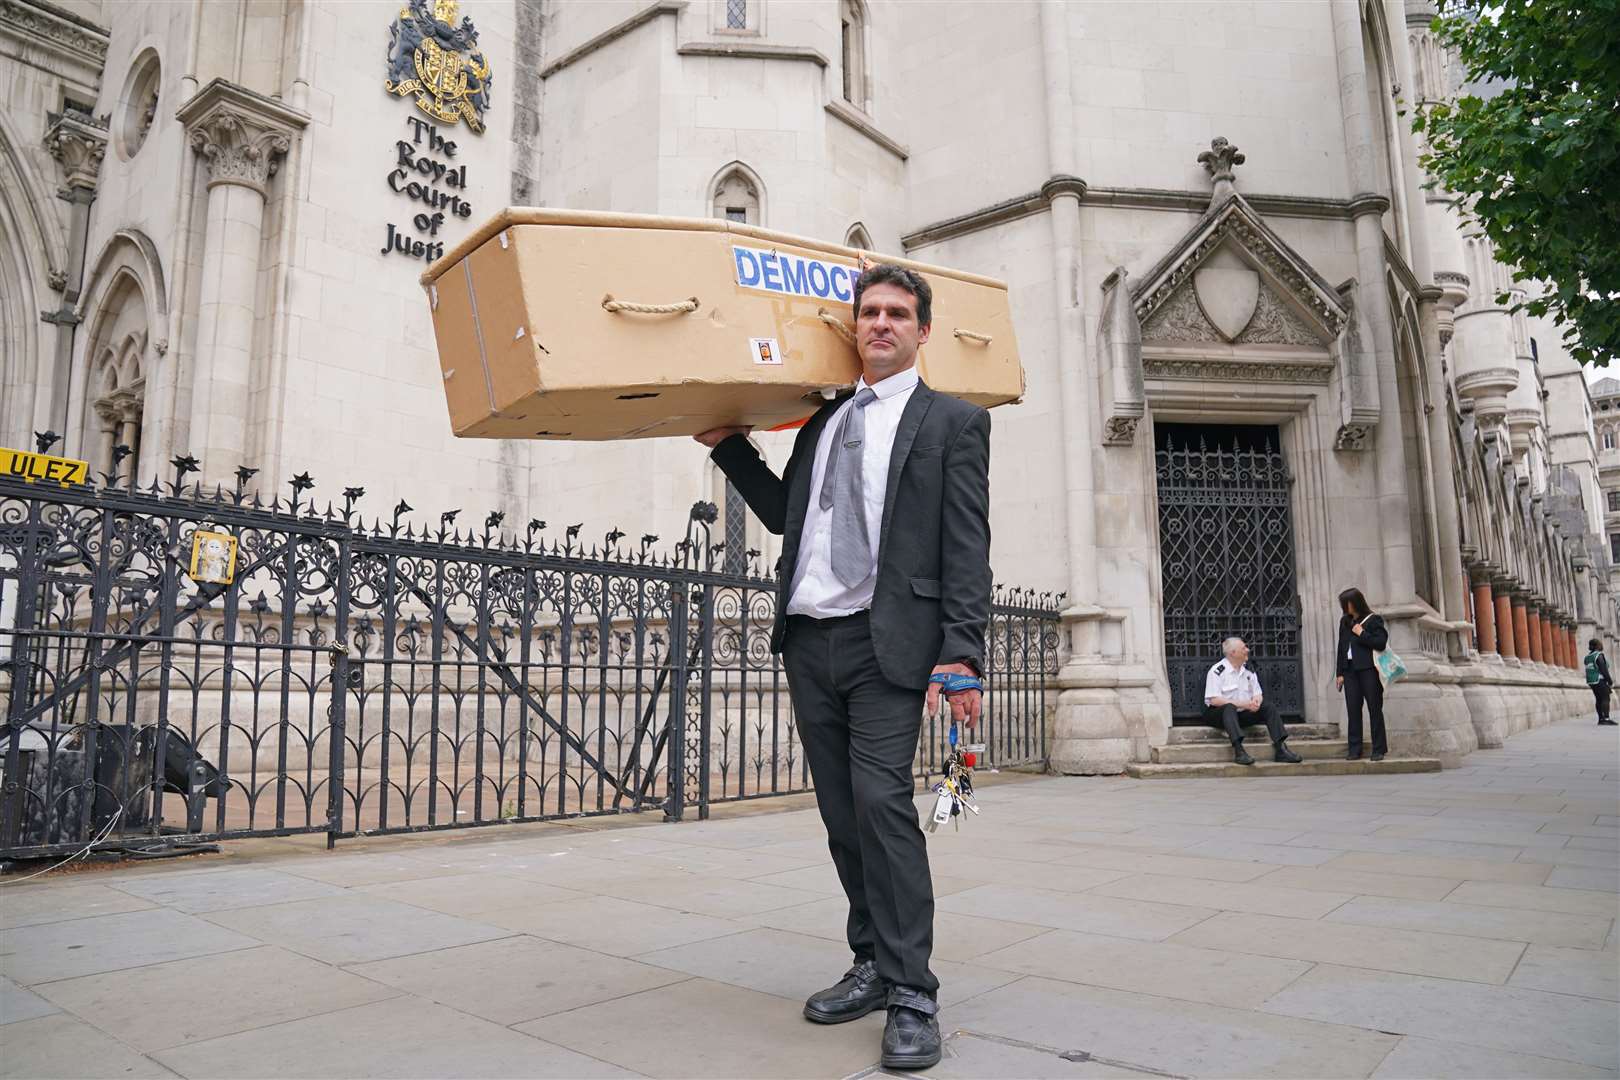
0, 456, 1061, 859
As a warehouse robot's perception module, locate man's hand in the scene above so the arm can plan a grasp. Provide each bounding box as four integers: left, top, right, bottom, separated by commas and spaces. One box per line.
926, 662, 982, 730
1335, 675, 1344, 691
1245, 698, 1262, 713
694, 425, 751, 449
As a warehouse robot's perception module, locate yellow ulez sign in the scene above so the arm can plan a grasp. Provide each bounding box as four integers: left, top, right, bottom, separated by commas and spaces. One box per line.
0, 447, 90, 486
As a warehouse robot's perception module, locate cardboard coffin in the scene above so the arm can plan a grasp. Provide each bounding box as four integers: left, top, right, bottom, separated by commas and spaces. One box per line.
420, 208, 1024, 440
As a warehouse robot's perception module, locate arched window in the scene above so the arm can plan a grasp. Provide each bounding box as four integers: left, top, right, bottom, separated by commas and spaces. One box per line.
1605, 428, 1616, 452
710, 162, 763, 225
844, 222, 873, 253
77, 269, 152, 478
840, 0, 869, 110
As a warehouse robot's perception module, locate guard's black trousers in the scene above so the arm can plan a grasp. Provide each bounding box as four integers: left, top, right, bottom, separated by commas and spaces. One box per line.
1202, 700, 1288, 746
1592, 682, 1611, 722
1342, 667, 1388, 756
782, 611, 937, 994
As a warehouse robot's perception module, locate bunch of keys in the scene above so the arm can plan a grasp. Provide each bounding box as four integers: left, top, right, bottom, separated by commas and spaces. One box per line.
926, 721, 986, 833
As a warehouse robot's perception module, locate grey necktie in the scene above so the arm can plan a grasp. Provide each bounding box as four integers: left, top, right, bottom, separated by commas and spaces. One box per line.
819, 387, 879, 588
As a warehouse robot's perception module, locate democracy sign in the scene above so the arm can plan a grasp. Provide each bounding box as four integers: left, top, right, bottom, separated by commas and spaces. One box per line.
732, 245, 861, 304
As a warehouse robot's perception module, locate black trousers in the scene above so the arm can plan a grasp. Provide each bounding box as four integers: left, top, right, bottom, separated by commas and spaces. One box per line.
1343, 667, 1387, 755
1202, 701, 1288, 745
782, 611, 937, 994
1592, 682, 1611, 721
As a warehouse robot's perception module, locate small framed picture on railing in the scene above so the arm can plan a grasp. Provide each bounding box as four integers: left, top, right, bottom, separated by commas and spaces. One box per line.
188, 528, 238, 585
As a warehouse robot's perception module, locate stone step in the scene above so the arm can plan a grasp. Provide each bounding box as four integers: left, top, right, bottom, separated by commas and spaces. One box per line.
1124, 756, 1442, 780
1167, 723, 1339, 744
1152, 739, 1350, 764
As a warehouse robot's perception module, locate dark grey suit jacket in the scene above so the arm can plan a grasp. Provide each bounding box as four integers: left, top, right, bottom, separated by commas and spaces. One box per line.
710, 380, 992, 690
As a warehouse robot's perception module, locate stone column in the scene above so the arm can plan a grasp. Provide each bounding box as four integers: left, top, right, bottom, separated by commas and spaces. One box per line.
1512, 598, 1530, 661
1495, 588, 1517, 660
1471, 577, 1496, 654
1543, 618, 1557, 669
175, 79, 306, 485
1526, 606, 1543, 664
41, 109, 108, 443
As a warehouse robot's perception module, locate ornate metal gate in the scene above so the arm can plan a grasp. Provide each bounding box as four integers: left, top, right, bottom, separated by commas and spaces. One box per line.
1155, 424, 1304, 723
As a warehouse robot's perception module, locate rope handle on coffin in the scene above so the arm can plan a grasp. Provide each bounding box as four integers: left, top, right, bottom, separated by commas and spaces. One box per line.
816, 308, 857, 346
952, 328, 993, 345
601, 294, 700, 315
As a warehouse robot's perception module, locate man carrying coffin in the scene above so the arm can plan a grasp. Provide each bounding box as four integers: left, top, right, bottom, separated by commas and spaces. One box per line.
695, 263, 992, 1071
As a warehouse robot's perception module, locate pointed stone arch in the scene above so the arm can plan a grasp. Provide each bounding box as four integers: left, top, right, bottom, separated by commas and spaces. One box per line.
708, 160, 766, 226
70, 230, 166, 478
0, 111, 70, 451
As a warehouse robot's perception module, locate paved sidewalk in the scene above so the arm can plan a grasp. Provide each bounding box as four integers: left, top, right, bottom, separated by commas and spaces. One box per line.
2, 719, 1616, 1079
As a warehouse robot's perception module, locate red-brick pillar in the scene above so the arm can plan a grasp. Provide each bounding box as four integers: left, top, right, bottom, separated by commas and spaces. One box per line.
1571, 628, 1582, 669
1512, 599, 1530, 660
1497, 592, 1518, 659
1527, 608, 1544, 663
1472, 580, 1497, 654
1546, 620, 1559, 668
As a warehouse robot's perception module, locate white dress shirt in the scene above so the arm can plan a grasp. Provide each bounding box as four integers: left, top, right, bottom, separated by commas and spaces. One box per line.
1204, 659, 1262, 706
786, 365, 920, 617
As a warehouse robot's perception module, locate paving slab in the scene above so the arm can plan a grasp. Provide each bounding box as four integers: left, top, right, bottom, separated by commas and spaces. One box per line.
348, 933, 688, 1025
0, 881, 157, 929
1507, 943, 1620, 1001
1323, 850, 1554, 884
269, 851, 476, 887
867, 1030, 1172, 1079
478, 893, 741, 956
927, 853, 1137, 893
1548, 865, 1620, 891
0, 908, 259, 985
354, 870, 584, 915
1444, 879, 1618, 917
937, 883, 1217, 941
108, 867, 347, 913
0, 974, 59, 1025
1370, 1036, 1617, 1079
517, 976, 885, 1079
33, 945, 397, 1052
1088, 872, 1356, 918
1053, 847, 1278, 882
202, 894, 510, 965
1251, 864, 1462, 901
0, 1012, 175, 1079
975, 928, 1311, 1008
1172, 910, 1525, 984
1178, 838, 1342, 866
1326, 894, 1613, 947
946, 975, 1397, 1079
152, 995, 636, 1078
1261, 963, 1619, 1070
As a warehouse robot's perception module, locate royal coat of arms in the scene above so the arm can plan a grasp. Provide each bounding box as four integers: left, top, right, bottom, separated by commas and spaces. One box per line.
384, 0, 493, 133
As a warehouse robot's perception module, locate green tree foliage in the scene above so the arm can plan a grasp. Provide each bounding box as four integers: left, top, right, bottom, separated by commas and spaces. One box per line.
1412, 0, 1620, 365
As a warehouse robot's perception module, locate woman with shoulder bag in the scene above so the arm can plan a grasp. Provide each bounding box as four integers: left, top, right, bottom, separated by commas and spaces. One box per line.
1335, 587, 1389, 760
1583, 639, 1616, 726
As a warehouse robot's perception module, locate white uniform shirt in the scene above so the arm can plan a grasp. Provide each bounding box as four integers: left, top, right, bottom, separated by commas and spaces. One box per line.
1204, 659, 1262, 706
786, 366, 919, 617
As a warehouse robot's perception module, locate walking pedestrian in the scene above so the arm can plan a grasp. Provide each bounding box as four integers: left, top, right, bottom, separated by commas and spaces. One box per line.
1583, 638, 1616, 726
1336, 587, 1389, 760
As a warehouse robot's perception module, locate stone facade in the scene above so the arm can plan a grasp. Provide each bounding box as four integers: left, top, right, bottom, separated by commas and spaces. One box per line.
1, 0, 1610, 769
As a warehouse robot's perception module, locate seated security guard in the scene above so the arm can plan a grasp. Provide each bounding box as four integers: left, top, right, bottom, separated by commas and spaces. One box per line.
1203, 637, 1302, 766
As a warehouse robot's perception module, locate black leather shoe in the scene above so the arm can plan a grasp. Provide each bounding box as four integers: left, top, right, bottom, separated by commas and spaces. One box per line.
1346, 748, 1363, 761
1370, 751, 1386, 762
1232, 745, 1255, 766
1274, 742, 1302, 764
880, 987, 942, 1070
803, 960, 888, 1024
1599, 719, 1617, 725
